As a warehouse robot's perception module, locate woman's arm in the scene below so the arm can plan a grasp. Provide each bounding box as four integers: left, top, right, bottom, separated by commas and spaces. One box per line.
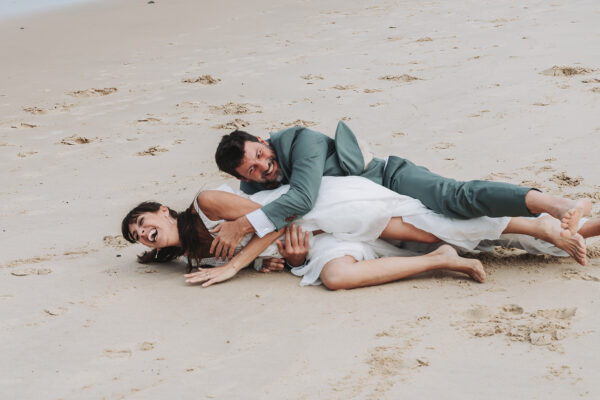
197, 190, 263, 221
184, 229, 283, 287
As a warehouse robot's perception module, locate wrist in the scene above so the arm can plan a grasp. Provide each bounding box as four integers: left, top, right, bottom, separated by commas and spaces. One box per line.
237, 216, 255, 234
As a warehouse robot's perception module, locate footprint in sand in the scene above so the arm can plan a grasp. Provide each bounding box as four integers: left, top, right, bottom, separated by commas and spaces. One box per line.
68, 87, 118, 97
3, 255, 53, 268
469, 110, 491, 117
550, 172, 582, 187
23, 106, 46, 114
300, 74, 324, 81
331, 84, 356, 90
11, 268, 52, 277
416, 36, 433, 42
379, 74, 421, 82
103, 342, 155, 359
23, 103, 74, 114
103, 235, 131, 249
44, 307, 67, 317
432, 142, 454, 150
137, 341, 155, 351
136, 146, 168, 156
209, 102, 262, 115
11, 122, 37, 129
330, 315, 431, 398
212, 119, 250, 130
60, 135, 95, 145
541, 66, 595, 77
17, 151, 38, 158
269, 120, 318, 131
103, 349, 132, 359
561, 269, 600, 281
182, 75, 221, 85
458, 305, 577, 348
136, 117, 161, 123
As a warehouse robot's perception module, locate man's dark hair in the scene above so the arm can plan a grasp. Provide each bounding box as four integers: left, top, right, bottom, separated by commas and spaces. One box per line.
215, 130, 259, 178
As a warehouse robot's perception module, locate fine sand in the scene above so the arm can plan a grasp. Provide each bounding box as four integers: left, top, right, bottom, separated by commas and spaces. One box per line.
1, 0, 600, 398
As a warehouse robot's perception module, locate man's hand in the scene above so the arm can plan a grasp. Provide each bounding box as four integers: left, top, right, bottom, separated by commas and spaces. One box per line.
276, 224, 310, 267
260, 257, 286, 273
184, 264, 238, 287
210, 217, 253, 260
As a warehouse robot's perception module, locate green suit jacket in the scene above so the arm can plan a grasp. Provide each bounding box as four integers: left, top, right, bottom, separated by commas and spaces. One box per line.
240, 121, 385, 230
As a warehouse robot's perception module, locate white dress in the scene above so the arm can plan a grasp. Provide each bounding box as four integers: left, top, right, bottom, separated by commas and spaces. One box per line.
194, 176, 578, 285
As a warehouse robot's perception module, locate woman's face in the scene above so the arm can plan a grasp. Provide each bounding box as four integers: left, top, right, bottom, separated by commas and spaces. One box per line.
128, 206, 180, 249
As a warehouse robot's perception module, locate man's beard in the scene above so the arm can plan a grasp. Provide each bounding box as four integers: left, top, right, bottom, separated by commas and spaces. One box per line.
262, 161, 284, 189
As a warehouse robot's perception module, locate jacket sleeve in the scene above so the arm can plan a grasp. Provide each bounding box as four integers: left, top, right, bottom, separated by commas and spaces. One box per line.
259, 129, 328, 230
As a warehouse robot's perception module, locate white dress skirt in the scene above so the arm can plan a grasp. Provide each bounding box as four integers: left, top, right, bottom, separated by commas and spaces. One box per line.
194, 176, 581, 286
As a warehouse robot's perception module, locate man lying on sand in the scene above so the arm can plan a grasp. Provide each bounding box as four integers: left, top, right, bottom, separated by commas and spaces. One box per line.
210, 121, 591, 264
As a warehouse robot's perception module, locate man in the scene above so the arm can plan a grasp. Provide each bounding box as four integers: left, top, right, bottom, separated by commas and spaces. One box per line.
211, 121, 590, 261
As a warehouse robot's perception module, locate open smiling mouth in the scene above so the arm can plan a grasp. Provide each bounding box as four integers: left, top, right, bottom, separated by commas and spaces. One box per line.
148, 229, 158, 242
264, 160, 276, 178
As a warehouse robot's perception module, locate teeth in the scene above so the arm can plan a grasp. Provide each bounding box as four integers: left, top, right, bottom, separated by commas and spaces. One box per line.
149, 229, 157, 242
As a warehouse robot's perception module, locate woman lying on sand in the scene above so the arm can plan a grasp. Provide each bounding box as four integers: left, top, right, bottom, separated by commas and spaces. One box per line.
122, 176, 597, 290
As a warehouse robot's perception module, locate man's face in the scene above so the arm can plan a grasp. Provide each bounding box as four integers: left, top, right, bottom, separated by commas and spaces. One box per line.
234, 140, 283, 184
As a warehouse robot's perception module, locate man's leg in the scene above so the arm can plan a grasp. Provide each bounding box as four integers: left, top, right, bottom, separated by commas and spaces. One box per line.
382, 156, 590, 236
524, 190, 591, 237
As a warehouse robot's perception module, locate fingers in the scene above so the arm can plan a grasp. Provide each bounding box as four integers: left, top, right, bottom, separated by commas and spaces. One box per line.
227, 244, 235, 260
262, 257, 285, 272
185, 272, 209, 284
276, 239, 284, 255
303, 231, 310, 249
209, 237, 219, 255
185, 269, 217, 284
214, 240, 225, 260
202, 278, 217, 288
209, 224, 222, 234
284, 225, 291, 251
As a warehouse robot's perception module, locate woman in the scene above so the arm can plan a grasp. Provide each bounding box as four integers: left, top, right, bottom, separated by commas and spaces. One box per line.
122, 177, 593, 289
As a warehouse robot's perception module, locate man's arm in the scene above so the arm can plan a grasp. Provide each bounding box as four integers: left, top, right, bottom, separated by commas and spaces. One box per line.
258, 130, 330, 229
212, 128, 331, 259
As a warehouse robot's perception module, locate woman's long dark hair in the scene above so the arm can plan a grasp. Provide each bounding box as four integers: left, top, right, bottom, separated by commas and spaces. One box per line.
121, 201, 214, 272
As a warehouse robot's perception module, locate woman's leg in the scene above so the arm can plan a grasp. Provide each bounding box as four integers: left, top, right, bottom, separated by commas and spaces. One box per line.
319, 245, 485, 290
578, 218, 600, 239
502, 216, 587, 265
379, 217, 441, 243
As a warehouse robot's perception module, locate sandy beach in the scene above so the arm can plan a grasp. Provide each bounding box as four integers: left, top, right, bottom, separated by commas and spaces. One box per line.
1, 0, 600, 398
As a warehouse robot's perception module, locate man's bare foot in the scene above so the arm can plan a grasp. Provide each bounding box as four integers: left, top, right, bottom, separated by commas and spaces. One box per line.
433, 244, 486, 283
537, 215, 587, 265
525, 191, 591, 238
558, 199, 592, 238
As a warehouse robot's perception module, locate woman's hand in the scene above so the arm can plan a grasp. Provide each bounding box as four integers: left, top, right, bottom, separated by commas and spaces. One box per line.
260, 257, 286, 272
184, 264, 239, 287
276, 224, 310, 267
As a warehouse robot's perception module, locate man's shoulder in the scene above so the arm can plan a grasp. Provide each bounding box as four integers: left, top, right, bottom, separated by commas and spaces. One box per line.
269, 125, 329, 144
240, 180, 264, 195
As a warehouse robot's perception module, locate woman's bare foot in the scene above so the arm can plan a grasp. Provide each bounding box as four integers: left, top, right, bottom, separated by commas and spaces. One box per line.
558, 199, 592, 238
578, 217, 600, 239
537, 215, 587, 265
432, 244, 486, 283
